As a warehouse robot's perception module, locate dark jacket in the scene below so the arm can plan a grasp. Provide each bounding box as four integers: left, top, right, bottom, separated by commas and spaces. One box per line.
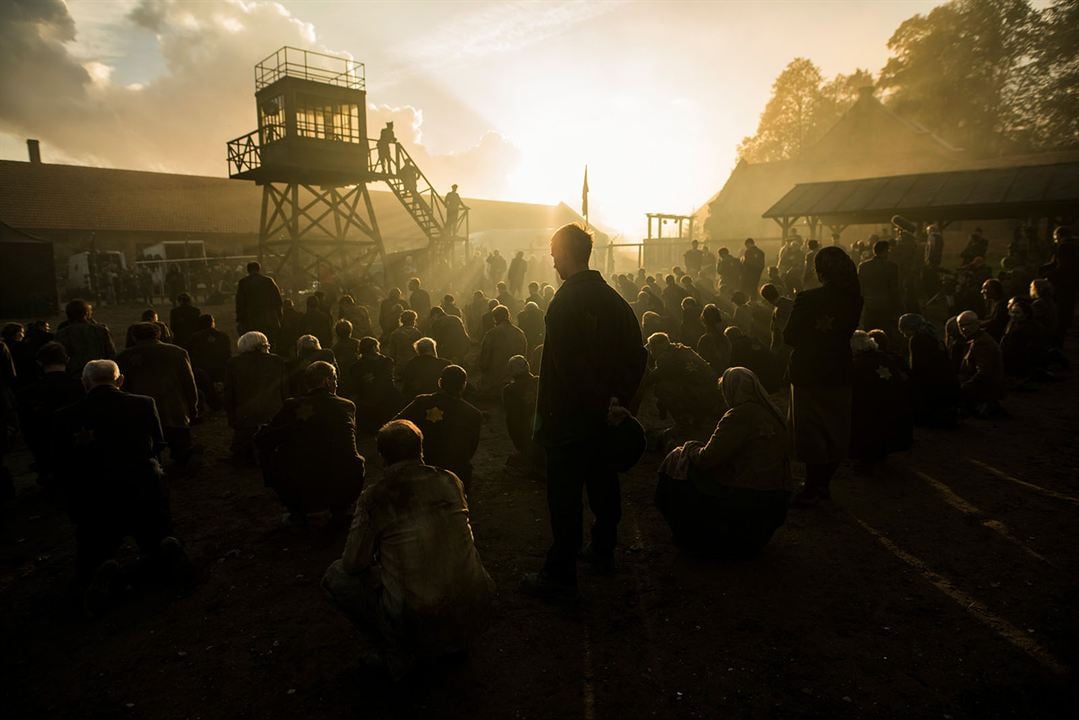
401, 354, 451, 399
188, 327, 232, 383
17, 371, 85, 473
56, 320, 116, 374
503, 372, 539, 461
235, 272, 283, 334
396, 392, 482, 482
858, 257, 900, 309
53, 385, 165, 519
116, 340, 198, 428
170, 304, 202, 348
224, 351, 288, 430
342, 353, 401, 432
256, 388, 365, 512
430, 315, 470, 363
783, 284, 863, 387
535, 270, 646, 447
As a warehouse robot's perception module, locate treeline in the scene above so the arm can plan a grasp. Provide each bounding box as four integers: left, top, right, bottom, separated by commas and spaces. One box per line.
738, 0, 1078, 163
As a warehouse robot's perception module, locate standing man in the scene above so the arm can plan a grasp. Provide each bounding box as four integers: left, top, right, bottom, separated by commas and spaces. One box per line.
235, 262, 283, 341
741, 238, 766, 297
444, 183, 465, 237
508, 251, 529, 297
858, 240, 901, 337
522, 224, 647, 598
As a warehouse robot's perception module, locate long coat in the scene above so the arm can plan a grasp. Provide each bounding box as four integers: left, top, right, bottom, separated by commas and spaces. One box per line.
224, 351, 288, 431
117, 340, 198, 429
478, 322, 527, 395
235, 272, 283, 335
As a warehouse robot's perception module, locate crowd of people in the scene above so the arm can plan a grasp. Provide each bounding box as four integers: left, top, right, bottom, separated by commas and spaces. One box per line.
0, 218, 1075, 677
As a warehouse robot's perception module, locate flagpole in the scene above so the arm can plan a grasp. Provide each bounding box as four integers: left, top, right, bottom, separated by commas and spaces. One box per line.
582, 164, 589, 230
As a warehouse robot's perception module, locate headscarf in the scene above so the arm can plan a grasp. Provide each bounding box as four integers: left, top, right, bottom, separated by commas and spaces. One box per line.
814, 246, 860, 295
719, 367, 784, 426
898, 313, 936, 338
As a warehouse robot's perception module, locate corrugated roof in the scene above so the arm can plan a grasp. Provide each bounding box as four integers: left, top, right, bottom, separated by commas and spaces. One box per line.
762, 161, 1079, 223
0, 160, 584, 245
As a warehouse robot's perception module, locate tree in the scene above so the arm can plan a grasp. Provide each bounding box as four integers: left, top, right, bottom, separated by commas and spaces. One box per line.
737, 59, 825, 163
878, 0, 1041, 155
737, 61, 875, 163
1031, 0, 1079, 146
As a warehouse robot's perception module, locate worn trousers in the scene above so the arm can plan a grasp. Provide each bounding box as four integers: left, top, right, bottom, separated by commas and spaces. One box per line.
542, 441, 621, 583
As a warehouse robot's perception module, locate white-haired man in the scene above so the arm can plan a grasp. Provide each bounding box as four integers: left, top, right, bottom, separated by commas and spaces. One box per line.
224, 331, 288, 463
400, 336, 450, 400
53, 360, 190, 615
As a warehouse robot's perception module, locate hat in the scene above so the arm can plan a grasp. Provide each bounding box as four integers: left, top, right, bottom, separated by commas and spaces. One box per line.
604, 414, 646, 473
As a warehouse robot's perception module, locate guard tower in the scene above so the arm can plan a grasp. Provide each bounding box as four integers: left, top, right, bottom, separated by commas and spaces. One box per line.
227, 47, 470, 286
643, 212, 695, 269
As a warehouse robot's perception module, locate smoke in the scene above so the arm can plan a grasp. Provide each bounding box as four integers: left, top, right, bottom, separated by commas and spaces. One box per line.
0, 0, 520, 196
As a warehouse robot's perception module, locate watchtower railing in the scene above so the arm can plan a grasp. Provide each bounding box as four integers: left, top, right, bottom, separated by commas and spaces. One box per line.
227, 130, 261, 177
367, 138, 470, 240
255, 47, 365, 91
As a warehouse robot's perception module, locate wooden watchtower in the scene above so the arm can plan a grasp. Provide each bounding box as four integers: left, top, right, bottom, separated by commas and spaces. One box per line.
227, 47, 470, 286
227, 47, 381, 286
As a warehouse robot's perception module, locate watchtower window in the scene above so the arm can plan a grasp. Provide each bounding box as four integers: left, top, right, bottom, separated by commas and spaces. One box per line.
259, 95, 286, 144
296, 98, 361, 143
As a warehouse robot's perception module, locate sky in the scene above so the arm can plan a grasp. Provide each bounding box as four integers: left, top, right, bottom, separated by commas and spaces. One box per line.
0, 0, 960, 238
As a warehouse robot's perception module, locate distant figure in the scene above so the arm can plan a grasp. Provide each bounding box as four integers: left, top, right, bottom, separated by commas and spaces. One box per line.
478, 305, 527, 397
256, 361, 365, 525
684, 240, 704, 277
125, 309, 173, 349
187, 314, 231, 385
408, 277, 431, 323
398, 158, 419, 196
376, 121, 396, 173
338, 295, 372, 338
56, 299, 116, 375
897, 314, 959, 426
224, 332, 287, 464
341, 337, 402, 433
169, 293, 201, 349
517, 301, 545, 351
288, 335, 338, 397
956, 310, 1005, 416
645, 332, 720, 430
301, 295, 334, 349
379, 287, 409, 339
428, 306, 470, 364
508, 251, 528, 297
849, 330, 913, 470
53, 360, 191, 615
331, 320, 362, 377
387, 310, 423, 381
15, 342, 84, 486
235, 262, 283, 339
740, 238, 766, 296
858, 240, 901, 339
396, 364, 482, 488
321, 419, 495, 677
444, 183, 465, 237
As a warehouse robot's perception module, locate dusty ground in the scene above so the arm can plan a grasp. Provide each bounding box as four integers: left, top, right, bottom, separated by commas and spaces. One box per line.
2, 302, 1077, 719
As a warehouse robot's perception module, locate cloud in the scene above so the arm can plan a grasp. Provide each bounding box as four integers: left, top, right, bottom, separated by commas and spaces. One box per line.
0, 0, 520, 196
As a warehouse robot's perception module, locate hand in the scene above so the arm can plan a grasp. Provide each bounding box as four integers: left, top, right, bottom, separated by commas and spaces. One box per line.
607, 396, 630, 426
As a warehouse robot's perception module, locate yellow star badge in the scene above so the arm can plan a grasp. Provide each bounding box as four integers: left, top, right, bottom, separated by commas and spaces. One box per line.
426, 406, 444, 423
296, 403, 315, 421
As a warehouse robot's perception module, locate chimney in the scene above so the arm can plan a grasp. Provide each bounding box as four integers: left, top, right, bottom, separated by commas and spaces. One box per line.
27, 139, 41, 164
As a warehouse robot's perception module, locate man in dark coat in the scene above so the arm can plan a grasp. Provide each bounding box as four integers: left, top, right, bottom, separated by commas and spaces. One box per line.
428, 307, 470, 363
52, 359, 189, 614
116, 323, 198, 464
523, 224, 647, 598
224, 331, 288, 463
341, 337, 402, 433
516, 301, 545, 351
256, 361, 366, 524
235, 261, 283, 338
56, 299, 116, 375
16, 342, 84, 486
502, 355, 541, 469
187, 314, 231, 384
400, 337, 451, 400
508, 251, 529, 296
169, 293, 201, 348
740, 238, 766, 296
408, 278, 432, 324
858, 240, 901, 337
395, 365, 482, 489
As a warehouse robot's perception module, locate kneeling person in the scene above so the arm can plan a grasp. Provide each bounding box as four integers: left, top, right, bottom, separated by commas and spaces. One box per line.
256, 361, 365, 524
322, 420, 495, 675
395, 365, 482, 489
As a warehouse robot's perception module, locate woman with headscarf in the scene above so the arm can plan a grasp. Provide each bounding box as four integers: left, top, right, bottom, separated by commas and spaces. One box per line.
655, 367, 792, 559
898, 313, 959, 426
849, 331, 913, 471
782, 247, 862, 503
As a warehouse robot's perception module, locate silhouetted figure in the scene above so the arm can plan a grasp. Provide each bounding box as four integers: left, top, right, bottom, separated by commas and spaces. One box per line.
224, 331, 287, 464
169, 293, 201, 349
396, 365, 482, 489
235, 262, 283, 339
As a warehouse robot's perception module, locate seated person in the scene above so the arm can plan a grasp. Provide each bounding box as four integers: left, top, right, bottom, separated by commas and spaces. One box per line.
849, 331, 913, 469
16, 342, 85, 487
52, 360, 191, 616
224, 331, 288, 464
400, 337, 450, 400
331, 319, 362, 377
1000, 296, 1049, 384
287, 335, 337, 397
395, 365, 482, 489
341, 337, 403, 433
502, 355, 541, 470
428, 307, 470, 364
644, 332, 721, 429
256, 361, 366, 524
724, 326, 783, 393
321, 420, 495, 676
655, 367, 791, 559
956, 310, 1006, 416
897, 314, 959, 426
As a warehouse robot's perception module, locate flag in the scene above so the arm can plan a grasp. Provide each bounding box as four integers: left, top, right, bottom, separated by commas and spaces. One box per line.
581, 165, 590, 222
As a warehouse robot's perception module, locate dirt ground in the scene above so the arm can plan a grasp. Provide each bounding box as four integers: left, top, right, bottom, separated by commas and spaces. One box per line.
2, 301, 1077, 719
